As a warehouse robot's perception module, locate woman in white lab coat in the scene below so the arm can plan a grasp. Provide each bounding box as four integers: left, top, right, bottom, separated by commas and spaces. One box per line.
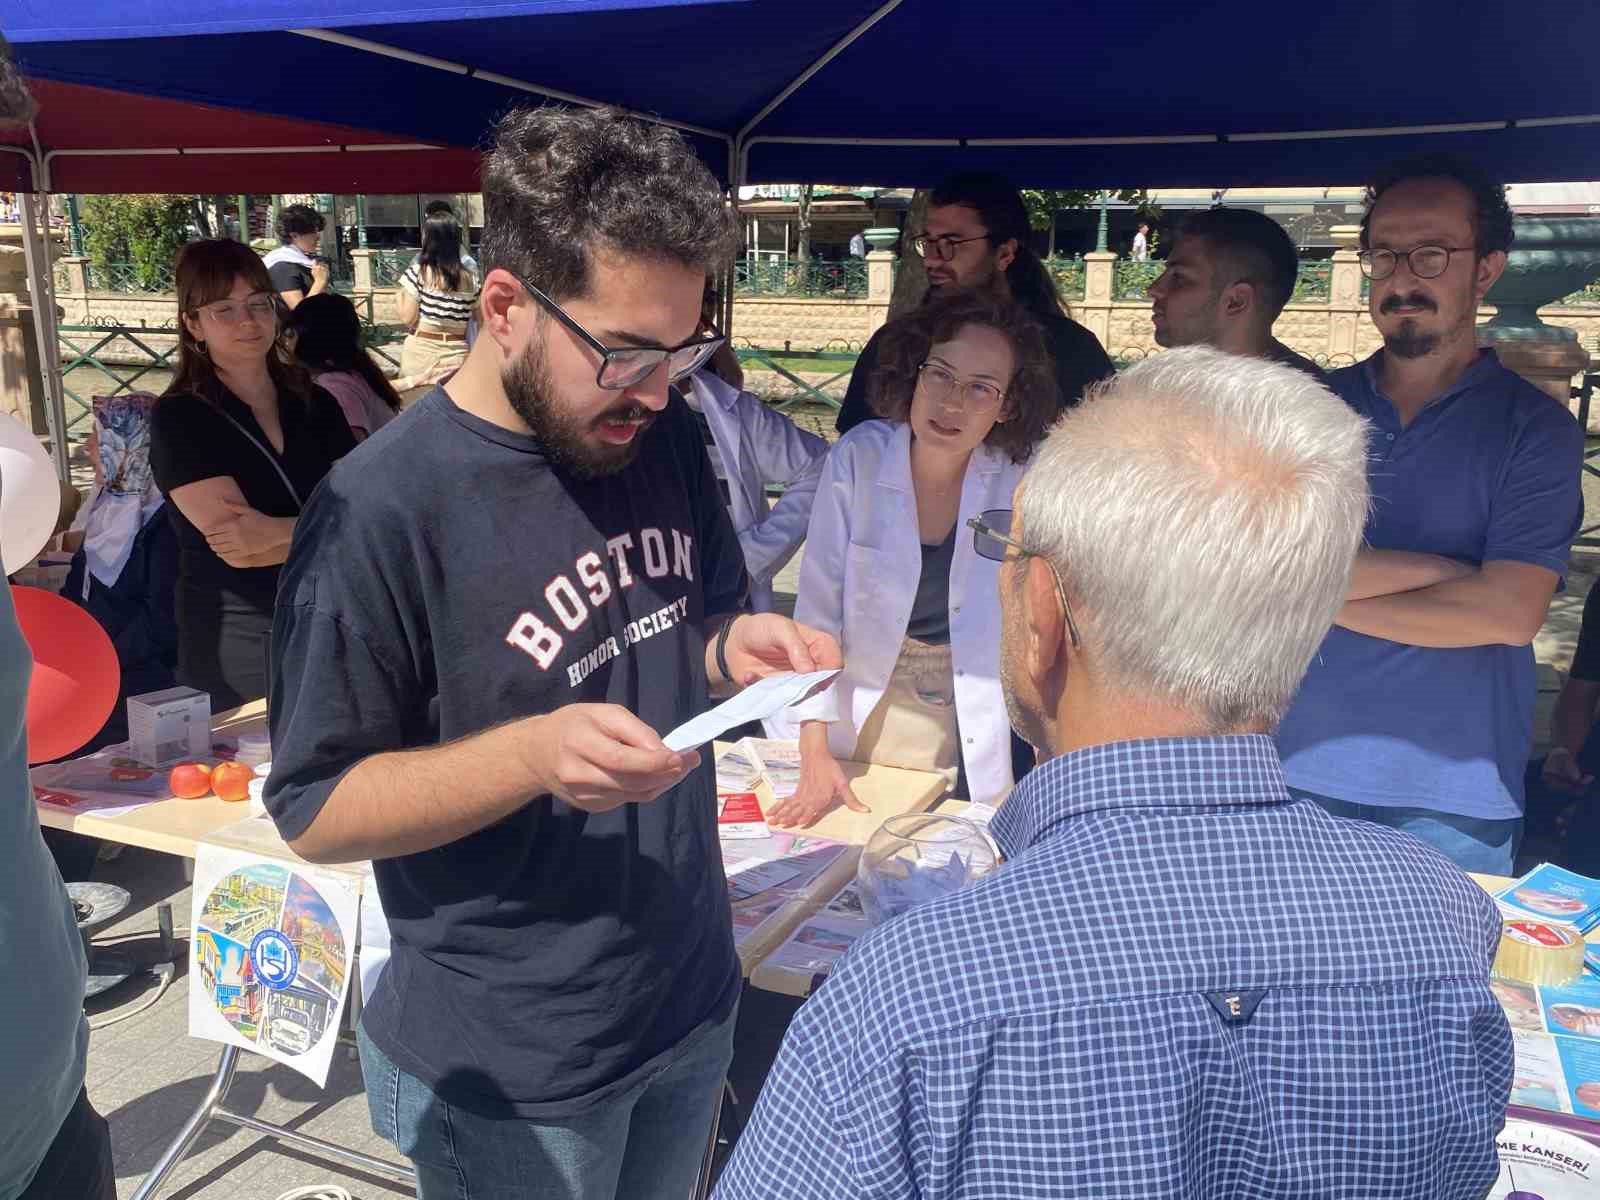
679, 367, 829, 612
766, 291, 1062, 825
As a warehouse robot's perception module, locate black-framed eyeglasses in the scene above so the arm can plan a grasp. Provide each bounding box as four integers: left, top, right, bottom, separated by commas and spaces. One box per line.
968, 508, 1081, 649
911, 232, 992, 262
512, 272, 727, 390
1358, 245, 1475, 281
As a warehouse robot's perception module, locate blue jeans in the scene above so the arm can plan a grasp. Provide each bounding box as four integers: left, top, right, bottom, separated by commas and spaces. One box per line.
1288, 788, 1520, 874
357, 1005, 735, 1200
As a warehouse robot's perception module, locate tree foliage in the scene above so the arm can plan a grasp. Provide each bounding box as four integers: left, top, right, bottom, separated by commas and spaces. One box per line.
1019, 188, 1148, 231
80, 194, 195, 289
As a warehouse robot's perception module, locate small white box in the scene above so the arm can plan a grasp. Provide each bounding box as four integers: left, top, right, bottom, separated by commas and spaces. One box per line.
127, 686, 212, 768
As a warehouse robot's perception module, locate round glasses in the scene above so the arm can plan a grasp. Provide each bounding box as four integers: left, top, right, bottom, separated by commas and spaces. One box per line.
910, 232, 991, 262
1358, 245, 1474, 281
917, 361, 1004, 409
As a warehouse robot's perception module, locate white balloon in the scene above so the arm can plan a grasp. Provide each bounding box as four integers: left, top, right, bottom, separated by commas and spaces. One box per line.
0, 411, 62, 575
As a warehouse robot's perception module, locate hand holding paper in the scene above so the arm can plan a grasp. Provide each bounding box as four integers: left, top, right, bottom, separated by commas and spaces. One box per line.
664, 670, 841, 752
717, 613, 842, 689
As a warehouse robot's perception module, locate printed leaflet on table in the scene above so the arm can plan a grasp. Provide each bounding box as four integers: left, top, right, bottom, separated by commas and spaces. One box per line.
1497, 863, 1600, 934
1493, 950, 1600, 1119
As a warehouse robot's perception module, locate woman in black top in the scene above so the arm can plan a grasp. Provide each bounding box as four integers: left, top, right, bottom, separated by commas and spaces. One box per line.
150, 239, 355, 710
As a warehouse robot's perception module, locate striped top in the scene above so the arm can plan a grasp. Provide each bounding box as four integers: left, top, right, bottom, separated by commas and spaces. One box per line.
400, 263, 478, 335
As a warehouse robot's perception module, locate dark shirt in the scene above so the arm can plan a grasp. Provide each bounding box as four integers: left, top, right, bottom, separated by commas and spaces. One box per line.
904, 527, 955, 645
150, 384, 355, 616
836, 304, 1113, 435
267, 259, 313, 299
1265, 338, 1327, 381
265, 388, 747, 1117
1572, 581, 1600, 683
716, 736, 1513, 1199
1277, 350, 1583, 819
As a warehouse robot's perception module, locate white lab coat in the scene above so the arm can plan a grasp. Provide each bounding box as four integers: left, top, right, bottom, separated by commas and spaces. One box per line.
767, 420, 1024, 806
682, 371, 829, 612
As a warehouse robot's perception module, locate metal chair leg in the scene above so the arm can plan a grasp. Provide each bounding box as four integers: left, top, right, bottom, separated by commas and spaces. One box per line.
130, 1045, 241, 1200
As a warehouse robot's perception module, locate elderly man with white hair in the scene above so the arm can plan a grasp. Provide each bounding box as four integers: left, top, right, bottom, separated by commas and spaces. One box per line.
715, 348, 1513, 1200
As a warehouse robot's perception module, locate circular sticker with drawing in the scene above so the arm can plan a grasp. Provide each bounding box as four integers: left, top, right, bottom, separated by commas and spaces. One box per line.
193, 863, 349, 1057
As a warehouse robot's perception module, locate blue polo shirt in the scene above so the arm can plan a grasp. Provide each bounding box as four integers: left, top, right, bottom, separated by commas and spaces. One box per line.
1276, 349, 1583, 820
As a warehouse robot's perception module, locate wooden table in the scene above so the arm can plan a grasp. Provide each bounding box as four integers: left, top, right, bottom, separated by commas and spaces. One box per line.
37, 713, 947, 1198
35, 700, 272, 859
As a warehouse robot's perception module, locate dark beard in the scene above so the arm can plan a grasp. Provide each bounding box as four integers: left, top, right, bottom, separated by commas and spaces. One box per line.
503, 343, 651, 479
1383, 318, 1441, 360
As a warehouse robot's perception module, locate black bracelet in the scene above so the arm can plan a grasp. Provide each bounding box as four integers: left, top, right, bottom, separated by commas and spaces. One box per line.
715, 614, 739, 685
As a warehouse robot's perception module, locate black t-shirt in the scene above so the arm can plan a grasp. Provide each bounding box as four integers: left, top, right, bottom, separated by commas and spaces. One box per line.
267, 259, 313, 298
1266, 339, 1329, 382
149, 384, 355, 613
1571, 582, 1600, 683
836, 303, 1114, 434
265, 387, 748, 1117
905, 527, 956, 645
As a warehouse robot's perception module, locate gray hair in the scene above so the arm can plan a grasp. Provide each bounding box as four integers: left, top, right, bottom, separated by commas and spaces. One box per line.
1018, 347, 1370, 729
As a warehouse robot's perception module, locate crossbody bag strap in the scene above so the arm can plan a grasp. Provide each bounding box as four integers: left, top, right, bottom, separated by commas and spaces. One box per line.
214, 408, 304, 512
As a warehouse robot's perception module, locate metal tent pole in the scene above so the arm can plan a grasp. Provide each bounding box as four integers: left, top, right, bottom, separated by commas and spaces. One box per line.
18, 190, 69, 483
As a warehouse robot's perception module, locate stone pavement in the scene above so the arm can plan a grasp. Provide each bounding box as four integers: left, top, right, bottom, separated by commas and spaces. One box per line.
75, 548, 1598, 1199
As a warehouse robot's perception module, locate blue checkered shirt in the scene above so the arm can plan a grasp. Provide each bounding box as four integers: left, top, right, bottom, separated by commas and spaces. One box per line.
715, 736, 1512, 1199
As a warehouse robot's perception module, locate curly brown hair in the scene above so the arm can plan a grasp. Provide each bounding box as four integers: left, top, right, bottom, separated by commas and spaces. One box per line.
866, 291, 1060, 463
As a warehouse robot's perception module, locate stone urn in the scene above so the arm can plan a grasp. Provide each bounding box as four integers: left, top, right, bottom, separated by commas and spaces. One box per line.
1481, 217, 1600, 342
1479, 216, 1600, 409
862, 226, 901, 253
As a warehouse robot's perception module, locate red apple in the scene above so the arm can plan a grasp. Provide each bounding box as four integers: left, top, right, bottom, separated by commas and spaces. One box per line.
169, 762, 213, 799
210, 761, 254, 802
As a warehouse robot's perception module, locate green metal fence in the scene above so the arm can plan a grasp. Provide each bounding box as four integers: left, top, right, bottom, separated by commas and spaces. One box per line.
735, 257, 867, 299
734, 343, 860, 410
1293, 261, 1332, 302
1044, 257, 1086, 300
54, 310, 410, 435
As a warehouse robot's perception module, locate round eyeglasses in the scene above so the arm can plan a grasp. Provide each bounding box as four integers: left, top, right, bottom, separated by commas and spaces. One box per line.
1358, 245, 1474, 281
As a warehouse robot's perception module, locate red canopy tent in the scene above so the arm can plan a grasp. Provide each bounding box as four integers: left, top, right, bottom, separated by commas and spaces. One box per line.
0, 78, 481, 193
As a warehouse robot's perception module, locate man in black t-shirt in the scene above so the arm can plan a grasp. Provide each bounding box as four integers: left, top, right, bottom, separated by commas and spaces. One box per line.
262, 203, 329, 311
835, 172, 1114, 435
1147, 207, 1326, 380
265, 107, 840, 1200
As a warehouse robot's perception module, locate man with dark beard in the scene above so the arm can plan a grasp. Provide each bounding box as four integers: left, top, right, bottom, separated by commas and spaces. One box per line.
1275, 154, 1583, 874
264, 105, 840, 1200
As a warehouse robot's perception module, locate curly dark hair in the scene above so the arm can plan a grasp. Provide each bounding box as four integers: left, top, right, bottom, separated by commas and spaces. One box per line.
480, 105, 737, 302
277, 203, 325, 243
867, 291, 1060, 464
1361, 153, 1515, 256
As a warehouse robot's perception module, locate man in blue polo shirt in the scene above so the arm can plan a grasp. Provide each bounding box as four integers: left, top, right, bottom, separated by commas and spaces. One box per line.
1276, 154, 1583, 873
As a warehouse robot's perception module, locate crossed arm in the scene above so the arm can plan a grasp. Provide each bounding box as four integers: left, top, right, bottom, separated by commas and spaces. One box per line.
1340, 549, 1559, 648
167, 476, 297, 568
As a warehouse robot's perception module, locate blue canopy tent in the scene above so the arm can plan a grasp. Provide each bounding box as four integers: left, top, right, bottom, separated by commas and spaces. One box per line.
6, 0, 1600, 478
8, 0, 1600, 191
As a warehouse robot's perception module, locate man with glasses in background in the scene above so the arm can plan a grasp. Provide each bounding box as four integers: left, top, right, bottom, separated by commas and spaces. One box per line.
265, 105, 839, 1200
834, 171, 1113, 434
718, 349, 1513, 1198
1276, 154, 1583, 873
